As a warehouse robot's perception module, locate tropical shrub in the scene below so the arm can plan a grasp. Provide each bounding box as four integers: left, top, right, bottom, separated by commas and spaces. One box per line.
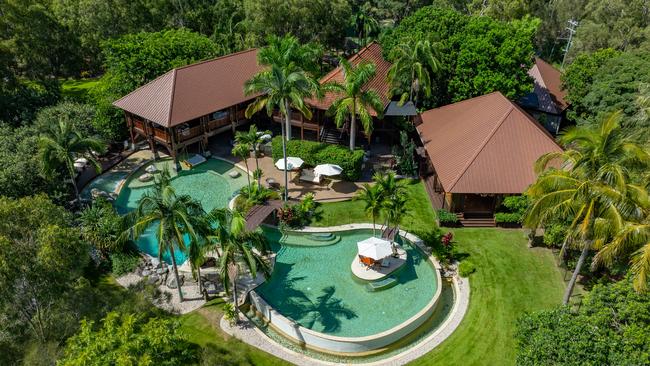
543, 223, 567, 248
436, 209, 459, 225
515, 278, 650, 366
277, 194, 317, 229
458, 260, 476, 277
392, 131, 417, 176
495, 195, 529, 224
109, 252, 140, 276
222, 302, 238, 326
271, 137, 364, 180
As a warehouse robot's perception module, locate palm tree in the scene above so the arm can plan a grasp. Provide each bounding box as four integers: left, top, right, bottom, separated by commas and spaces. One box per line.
257, 34, 323, 77
244, 64, 319, 201
525, 112, 650, 303
208, 208, 271, 316
231, 143, 252, 189
351, 11, 379, 47
387, 40, 441, 108
325, 58, 384, 151
235, 125, 264, 188
385, 192, 410, 232
124, 170, 206, 302
39, 117, 106, 202
354, 183, 383, 236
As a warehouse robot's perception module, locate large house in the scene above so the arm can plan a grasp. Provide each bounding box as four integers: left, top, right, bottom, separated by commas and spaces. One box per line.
273, 41, 397, 145
518, 57, 570, 135
113, 49, 264, 162
417, 91, 562, 226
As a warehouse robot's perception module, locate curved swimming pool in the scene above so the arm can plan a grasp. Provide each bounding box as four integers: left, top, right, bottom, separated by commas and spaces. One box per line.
84, 158, 248, 264
252, 227, 441, 353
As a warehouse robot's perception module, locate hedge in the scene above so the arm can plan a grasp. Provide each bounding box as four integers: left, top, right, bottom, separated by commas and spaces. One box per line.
494, 212, 523, 224
271, 136, 364, 180
436, 209, 459, 224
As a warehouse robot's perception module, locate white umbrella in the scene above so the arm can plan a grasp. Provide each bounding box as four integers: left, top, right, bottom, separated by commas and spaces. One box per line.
357, 237, 393, 260
75, 157, 89, 165
73, 162, 85, 171
275, 157, 304, 170
260, 134, 272, 141
314, 164, 343, 177
145, 165, 158, 173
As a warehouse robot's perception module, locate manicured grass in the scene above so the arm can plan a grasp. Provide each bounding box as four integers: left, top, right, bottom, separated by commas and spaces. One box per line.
310, 181, 567, 365
61, 78, 100, 100
313, 180, 439, 241
410, 228, 565, 366
178, 298, 290, 366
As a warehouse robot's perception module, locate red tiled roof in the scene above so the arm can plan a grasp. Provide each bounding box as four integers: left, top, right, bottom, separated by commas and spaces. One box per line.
528, 57, 569, 113
113, 49, 263, 128
309, 42, 392, 116
417, 92, 562, 194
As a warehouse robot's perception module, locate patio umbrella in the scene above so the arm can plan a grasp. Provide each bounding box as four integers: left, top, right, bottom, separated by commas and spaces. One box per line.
145, 165, 158, 173
275, 157, 304, 170
260, 134, 272, 141
314, 164, 343, 177
357, 237, 393, 260
75, 157, 89, 165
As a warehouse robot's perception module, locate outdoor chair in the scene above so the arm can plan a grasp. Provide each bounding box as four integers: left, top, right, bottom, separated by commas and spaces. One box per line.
299, 169, 322, 184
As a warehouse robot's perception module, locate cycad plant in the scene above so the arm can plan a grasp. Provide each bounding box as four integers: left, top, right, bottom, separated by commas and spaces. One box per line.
207, 208, 270, 316
124, 169, 206, 302
325, 58, 384, 151
387, 40, 441, 108
39, 117, 106, 202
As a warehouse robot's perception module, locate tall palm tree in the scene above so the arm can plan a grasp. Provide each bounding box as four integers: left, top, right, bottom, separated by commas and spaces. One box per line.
235, 125, 264, 188
245, 65, 319, 201
207, 208, 270, 315
257, 34, 323, 77
387, 40, 441, 108
351, 11, 379, 47
325, 58, 384, 151
124, 170, 206, 302
525, 112, 650, 303
231, 143, 252, 189
39, 117, 106, 202
354, 183, 383, 236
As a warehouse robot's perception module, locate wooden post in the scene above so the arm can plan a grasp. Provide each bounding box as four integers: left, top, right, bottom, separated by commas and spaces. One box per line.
300, 113, 304, 140
125, 112, 136, 150
231, 106, 237, 134
146, 120, 158, 159
169, 126, 180, 170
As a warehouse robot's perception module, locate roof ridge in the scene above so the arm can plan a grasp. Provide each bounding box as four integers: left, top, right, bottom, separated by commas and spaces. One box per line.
174, 48, 258, 72
420, 91, 502, 117
113, 69, 175, 106
167, 69, 178, 125
510, 101, 563, 149
447, 103, 515, 191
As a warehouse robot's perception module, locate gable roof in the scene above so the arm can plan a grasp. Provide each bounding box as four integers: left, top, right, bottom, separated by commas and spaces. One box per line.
527, 57, 569, 113
308, 42, 392, 116
417, 92, 562, 194
113, 49, 263, 128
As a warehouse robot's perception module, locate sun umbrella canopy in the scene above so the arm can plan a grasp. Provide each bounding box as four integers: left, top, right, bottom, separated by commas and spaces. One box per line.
314, 164, 343, 176
145, 165, 158, 173
74, 157, 88, 165
260, 134, 272, 141
357, 237, 393, 260
275, 157, 304, 170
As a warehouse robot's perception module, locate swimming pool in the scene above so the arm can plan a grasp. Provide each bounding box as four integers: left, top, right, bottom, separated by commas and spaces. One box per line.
88, 158, 248, 264
252, 227, 441, 353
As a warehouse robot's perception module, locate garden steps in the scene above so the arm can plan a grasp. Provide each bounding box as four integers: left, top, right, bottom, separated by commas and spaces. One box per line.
456, 213, 496, 227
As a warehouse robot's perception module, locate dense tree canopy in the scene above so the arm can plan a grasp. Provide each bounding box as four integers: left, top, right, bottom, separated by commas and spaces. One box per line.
381, 6, 537, 108
516, 279, 650, 366
92, 29, 221, 140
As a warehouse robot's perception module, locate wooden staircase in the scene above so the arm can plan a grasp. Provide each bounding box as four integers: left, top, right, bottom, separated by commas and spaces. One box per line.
320, 127, 346, 145
456, 213, 496, 227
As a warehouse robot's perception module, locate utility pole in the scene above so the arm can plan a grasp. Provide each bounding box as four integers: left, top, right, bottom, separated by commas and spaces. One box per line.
560, 20, 579, 69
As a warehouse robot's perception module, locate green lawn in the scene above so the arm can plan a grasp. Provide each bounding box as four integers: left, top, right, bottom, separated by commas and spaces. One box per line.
311, 181, 567, 365
61, 78, 100, 100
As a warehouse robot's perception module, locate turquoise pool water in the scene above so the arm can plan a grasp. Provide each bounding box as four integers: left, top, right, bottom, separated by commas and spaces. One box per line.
91, 158, 248, 264
255, 228, 438, 338
80, 171, 129, 199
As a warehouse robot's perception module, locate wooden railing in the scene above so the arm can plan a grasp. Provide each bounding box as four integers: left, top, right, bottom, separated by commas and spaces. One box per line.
152, 128, 170, 143
177, 125, 203, 142
207, 117, 230, 130
133, 119, 145, 133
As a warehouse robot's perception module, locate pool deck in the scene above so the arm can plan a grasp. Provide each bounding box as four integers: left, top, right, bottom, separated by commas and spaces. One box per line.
351, 246, 407, 281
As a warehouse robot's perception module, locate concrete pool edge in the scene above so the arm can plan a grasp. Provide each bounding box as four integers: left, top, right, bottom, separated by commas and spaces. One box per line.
248, 224, 445, 354
222, 270, 470, 365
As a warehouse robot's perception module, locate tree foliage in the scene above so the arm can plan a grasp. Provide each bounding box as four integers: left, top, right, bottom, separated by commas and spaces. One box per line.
59, 312, 199, 366
92, 29, 221, 140
381, 6, 538, 107
516, 278, 650, 366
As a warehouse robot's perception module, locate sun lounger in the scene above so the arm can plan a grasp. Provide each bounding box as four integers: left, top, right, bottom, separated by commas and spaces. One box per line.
366, 276, 398, 291
299, 169, 321, 184
183, 154, 207, 168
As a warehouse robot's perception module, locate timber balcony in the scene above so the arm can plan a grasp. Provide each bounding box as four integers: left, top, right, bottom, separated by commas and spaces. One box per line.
272, 111, 321, 140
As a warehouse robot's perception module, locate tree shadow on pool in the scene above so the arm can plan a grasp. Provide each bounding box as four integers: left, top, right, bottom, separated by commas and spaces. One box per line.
259, 262, 357, 333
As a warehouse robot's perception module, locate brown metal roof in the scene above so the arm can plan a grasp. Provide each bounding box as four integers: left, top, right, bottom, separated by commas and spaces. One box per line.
528, 57, 569, 113
113, 49, 263, 127
417, 92, 562, 194
309, 42, 392, 116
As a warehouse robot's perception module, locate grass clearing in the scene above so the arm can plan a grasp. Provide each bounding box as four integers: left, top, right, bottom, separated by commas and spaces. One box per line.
61, 78, 100, 100
310, 181, 567, 365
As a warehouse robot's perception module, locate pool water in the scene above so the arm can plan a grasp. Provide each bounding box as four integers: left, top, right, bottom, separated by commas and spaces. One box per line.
98, 158, 248, 264
255, 228, 438, 338
80, 171, 129, 199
